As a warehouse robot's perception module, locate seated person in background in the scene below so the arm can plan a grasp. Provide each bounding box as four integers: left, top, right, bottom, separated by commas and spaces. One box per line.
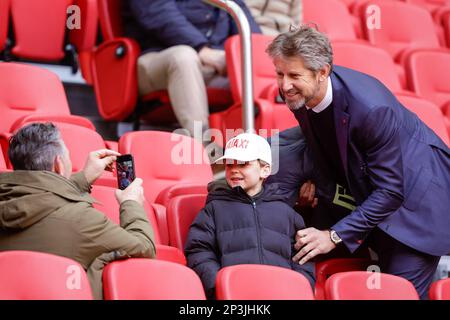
123, 0, 261, 139
0, 123, 156, 300
185, 132, 315, 299
244, 0, 302, 35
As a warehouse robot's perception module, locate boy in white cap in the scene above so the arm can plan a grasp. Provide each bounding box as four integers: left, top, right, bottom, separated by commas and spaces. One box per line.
185, 133, 315, 299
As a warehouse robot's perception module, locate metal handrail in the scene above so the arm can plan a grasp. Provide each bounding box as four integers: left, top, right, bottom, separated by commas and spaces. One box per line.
203, 0, 254, 132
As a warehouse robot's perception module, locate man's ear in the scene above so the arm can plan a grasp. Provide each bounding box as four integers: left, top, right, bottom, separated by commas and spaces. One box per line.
53, 155, 64, 175
319, 64, 331, 81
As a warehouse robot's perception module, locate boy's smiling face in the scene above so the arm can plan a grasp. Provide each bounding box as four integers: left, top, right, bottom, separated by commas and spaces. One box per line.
225, 160, 271, 197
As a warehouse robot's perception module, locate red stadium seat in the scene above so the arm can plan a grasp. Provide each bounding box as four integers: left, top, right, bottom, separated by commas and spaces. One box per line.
0, 250, 93, 300
92, 0, 232, 125
118, 131, 213, 203
154, 244, 187, 265
405, 49, 450, 110
360, 1, 441, 63
155, 183, 208, 209
397, 95, 450, 145
325, 271, 419, 300
154, 183, 208, 244
91, 185, 162, 245
216, 264, 315, 300
332, 41, 412, 93
10, 0, 72, 61
304, 0, 360, 41
167, 194, 207, 250
0, 0, 9, 53
315, 258, 375, 300
103, 258, 206, 300
429, 278, 450, 300
0, 63, 71, 133
69, 0, 99, 84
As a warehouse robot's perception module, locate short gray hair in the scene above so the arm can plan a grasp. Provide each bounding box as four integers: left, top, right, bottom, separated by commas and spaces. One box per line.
9, 123, 65, 171
266, 24, 333, 73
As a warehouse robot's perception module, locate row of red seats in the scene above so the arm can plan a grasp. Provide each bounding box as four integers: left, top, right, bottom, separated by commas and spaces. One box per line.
1, 250, 448, 300
0, 0, 98, 82
1, 0, 449, 144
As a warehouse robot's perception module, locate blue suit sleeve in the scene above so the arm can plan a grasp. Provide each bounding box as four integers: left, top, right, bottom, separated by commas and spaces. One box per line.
129, 0, 208, 50
332, 106, 404, 253
184, 204, 221, 299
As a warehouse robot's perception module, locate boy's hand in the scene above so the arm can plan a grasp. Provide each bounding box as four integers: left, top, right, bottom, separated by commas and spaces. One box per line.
298, 180, 318, 208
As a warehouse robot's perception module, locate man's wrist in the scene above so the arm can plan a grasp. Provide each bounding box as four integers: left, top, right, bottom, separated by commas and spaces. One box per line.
329, 229, 343, 245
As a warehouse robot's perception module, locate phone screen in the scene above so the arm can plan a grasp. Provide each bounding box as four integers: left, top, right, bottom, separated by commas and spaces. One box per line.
116, 154, 136, 190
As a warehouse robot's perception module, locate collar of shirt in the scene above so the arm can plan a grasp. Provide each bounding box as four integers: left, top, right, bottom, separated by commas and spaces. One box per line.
306, 77, 333, 113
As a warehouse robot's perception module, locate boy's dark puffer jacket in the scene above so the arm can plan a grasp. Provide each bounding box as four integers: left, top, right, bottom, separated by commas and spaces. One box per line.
185, 181, 315, 299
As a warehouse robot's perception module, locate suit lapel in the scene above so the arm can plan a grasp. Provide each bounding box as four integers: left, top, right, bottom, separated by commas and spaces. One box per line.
331, 74, 350, 180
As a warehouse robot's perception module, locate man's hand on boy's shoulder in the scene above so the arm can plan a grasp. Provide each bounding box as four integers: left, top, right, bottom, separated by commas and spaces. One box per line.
297, 180, 318, 208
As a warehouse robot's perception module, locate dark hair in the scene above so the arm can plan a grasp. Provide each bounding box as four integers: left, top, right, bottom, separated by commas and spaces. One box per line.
266, 24, 333, 73
8, 123, 64, 171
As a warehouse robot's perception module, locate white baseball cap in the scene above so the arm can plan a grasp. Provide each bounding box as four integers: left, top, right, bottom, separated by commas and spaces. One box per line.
215, 133, 272, 166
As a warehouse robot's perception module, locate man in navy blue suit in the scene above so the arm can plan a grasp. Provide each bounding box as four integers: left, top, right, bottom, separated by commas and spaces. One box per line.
266, 25, 450, 298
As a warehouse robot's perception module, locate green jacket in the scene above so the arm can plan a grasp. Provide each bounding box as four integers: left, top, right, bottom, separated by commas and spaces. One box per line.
0, 170, 156, 299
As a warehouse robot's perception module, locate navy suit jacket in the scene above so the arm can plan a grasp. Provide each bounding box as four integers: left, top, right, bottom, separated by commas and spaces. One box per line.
292, 66, 450, 256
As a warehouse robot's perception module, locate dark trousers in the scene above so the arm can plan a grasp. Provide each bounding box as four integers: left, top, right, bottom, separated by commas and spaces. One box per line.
369, 228, 440, 300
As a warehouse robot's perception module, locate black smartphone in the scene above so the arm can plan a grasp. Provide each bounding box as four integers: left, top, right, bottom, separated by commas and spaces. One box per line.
116, 154, 136, 190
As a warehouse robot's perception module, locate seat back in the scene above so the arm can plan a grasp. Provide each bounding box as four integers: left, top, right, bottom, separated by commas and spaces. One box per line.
69, 0, 99, 84
225, 34, 276, 103
98, 0, 124, 40
0, 0, 9, 52
118, 131, 213, 203
10, 114, 97, 133
0, 250, 93, 300
304, 0, 357, 41
361, 1, 440, 60
0, 63, 71, 133
429, 278, 450, 300
103, 258, 206, 300
332, 41, 402, 92
91, 185, 162, 244
10, 0, 73, 61
405, 50, 450, 109
69, 0, 99, 52
155, 183, 208, 208
397, 95, 450, 145
167, 194, 207, 250
216, 264, 315, 300
315, 258, 375, 300
325, 271, 419, 300
53, 122, 108, 173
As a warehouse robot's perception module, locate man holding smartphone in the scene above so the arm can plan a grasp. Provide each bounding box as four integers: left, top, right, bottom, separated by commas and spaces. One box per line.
0, 123, 156, 299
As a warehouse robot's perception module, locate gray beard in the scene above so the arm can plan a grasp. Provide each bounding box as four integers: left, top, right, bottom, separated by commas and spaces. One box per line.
286, 98, 306, 111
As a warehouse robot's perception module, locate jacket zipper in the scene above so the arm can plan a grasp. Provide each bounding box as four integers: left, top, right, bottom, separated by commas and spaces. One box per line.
251, 201, 264, 264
